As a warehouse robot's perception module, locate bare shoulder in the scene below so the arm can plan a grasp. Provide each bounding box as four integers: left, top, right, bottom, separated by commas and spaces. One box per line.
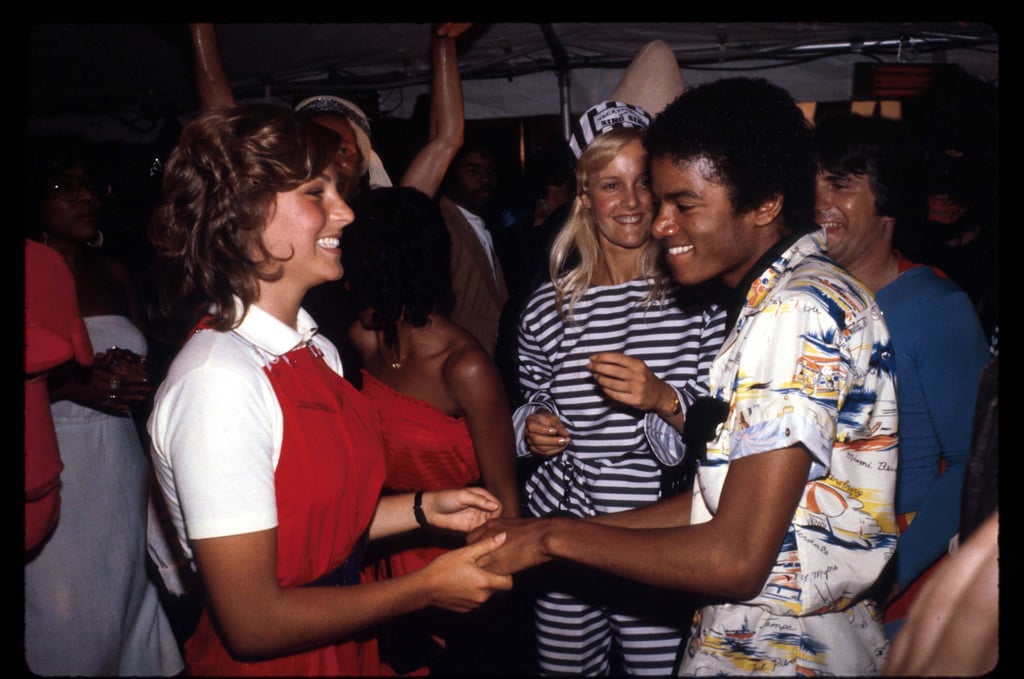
439, 318, 500, 386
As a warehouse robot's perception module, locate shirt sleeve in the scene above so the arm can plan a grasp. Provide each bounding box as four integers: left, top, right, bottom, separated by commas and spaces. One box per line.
892, 287, 990, 589
644, 385, 686, 466
647, 303, 730, 467
150, 362, 280, 549
514, 302, 559, 458
679, 304, 728, 408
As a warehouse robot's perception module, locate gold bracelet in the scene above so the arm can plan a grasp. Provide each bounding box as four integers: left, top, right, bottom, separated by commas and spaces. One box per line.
662, 392, 681, 416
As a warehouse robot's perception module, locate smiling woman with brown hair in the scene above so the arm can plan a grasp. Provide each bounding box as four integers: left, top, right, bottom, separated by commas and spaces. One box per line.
146, 103, 511, 676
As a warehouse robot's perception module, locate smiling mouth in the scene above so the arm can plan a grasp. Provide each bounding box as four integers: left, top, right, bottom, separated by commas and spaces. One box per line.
667, 244, 694, 255
817, 221, 843, 231
316, 237, 341, 249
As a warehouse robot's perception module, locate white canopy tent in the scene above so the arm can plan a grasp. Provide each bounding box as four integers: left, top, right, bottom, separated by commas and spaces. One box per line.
28, 22, 998, 143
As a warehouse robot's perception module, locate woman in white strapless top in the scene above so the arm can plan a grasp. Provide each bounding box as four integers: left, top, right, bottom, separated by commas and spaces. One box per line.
25, 135, 184, 676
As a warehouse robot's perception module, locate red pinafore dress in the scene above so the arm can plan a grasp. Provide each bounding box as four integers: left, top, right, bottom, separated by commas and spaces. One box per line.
184, 333, 387, 676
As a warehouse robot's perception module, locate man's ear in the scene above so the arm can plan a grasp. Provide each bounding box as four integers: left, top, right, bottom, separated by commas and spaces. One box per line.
880, 214, 896, 233
753, 194, 784, 226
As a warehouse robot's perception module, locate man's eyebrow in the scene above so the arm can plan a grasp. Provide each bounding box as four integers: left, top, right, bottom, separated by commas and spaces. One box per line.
661, 188, 701, 201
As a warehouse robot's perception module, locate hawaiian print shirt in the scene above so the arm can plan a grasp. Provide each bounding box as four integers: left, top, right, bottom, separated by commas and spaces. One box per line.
680, 230, 899, 676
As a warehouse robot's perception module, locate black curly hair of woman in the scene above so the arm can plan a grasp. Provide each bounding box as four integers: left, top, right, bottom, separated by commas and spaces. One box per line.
342, 186, 456, 348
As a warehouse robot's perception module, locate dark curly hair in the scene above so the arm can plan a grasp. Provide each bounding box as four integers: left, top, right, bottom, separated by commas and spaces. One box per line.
28, 134, 108, 238
149, 103, 339, 333
341, 186, 454, 348
645, 77, 816, 234
813, 113, 928, 255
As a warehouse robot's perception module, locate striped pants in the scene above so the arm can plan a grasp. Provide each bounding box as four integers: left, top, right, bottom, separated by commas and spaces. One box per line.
526, 454, 692, 676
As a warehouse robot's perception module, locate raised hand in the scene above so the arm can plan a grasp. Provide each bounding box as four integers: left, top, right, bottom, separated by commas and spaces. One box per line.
435, 23, 472, 39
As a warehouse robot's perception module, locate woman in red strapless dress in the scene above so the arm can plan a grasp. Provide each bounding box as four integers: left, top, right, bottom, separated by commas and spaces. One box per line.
343, 186, 522, 674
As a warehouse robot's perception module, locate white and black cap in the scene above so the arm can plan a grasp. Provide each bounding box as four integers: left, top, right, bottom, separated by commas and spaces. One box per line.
568, 101, 652, 160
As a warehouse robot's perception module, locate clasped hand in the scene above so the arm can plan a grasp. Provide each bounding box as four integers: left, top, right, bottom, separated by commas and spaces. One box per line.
466, 516, 558, 577
53, 346, 153, 415
417, 486, 514, 613
93, 347, 153, 414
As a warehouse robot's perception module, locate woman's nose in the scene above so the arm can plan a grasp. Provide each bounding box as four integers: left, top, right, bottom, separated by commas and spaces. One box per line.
328, 191, 354, 227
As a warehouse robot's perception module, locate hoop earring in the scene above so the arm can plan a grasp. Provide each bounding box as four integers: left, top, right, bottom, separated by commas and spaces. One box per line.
86, 229, 104, 248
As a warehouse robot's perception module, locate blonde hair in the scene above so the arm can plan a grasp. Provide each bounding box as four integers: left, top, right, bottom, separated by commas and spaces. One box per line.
548, 127, 669, 322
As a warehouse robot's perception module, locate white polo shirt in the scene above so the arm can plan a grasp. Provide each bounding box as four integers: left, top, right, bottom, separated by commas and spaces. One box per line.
147, 302, 343, 561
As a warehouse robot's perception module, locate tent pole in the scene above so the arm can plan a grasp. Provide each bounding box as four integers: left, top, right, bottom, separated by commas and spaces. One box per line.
557, 68, 572, 140
539, 23, 572, 139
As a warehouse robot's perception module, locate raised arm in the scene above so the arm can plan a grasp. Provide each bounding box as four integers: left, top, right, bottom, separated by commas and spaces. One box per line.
189, 23, 237, 111
399, 23, 469, 197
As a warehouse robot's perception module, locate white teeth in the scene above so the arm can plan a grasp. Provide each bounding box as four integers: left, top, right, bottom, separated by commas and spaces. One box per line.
817, 222, 842, 231
317, 237, 340, 249
668, 245, 694, 255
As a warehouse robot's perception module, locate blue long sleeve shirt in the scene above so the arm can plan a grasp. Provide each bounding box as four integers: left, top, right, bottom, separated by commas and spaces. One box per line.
876, 263, 990, 589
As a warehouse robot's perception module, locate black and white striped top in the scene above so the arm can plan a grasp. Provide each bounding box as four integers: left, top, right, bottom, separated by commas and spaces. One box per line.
515, 277, 727, 516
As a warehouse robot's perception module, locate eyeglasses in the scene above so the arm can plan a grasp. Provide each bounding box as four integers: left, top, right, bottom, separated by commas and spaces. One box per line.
48, 174, 111, 200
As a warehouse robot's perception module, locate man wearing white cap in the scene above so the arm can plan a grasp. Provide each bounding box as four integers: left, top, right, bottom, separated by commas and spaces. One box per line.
293, 94, 393, 197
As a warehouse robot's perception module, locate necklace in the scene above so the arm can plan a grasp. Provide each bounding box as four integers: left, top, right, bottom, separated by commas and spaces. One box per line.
378, 323, 409, 370
387, 337, 403, 370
